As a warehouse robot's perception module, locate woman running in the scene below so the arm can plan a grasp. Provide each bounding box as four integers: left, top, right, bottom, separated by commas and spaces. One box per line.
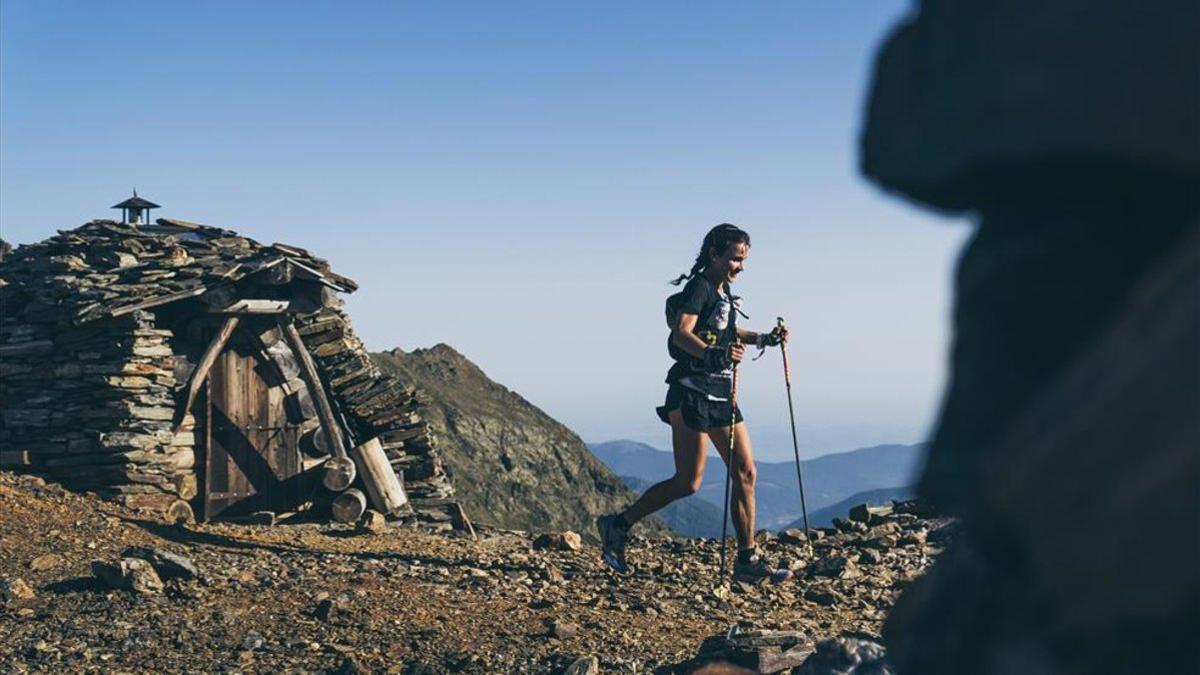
597, 223, 790, 581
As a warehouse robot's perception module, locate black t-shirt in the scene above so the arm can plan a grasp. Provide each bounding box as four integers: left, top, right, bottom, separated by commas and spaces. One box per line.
664, 276, 738, 396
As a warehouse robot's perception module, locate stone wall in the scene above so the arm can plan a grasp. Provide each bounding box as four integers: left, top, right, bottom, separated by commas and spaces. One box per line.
0, 309, 191, 511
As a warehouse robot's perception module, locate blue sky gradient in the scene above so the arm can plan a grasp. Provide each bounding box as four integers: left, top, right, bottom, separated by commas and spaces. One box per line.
1, 2, 969, 459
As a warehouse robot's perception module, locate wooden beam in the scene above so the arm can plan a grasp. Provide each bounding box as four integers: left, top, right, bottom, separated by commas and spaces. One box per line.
174, 316, 239, 433
259, 260, 294, 285
100, 285, 213, 321
281, 320, 349, 461
207, 299, 288, 314
207, 298, 319, 315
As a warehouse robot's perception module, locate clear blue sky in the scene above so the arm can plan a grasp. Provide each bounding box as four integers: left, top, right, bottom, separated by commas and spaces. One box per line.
1, 2, 969, 460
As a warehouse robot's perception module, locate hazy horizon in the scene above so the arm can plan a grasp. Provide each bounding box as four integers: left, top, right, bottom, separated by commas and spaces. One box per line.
1, 2, 969, 461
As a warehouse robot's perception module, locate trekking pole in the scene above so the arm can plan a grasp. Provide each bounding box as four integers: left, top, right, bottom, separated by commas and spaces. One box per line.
719, 354, 739, 581
777, 317, 814, 556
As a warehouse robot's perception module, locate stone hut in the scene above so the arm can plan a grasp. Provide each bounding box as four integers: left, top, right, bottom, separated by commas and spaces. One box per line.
0, 217, 459, 526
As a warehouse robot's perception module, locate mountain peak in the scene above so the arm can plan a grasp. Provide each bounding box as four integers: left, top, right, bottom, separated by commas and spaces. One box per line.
371, 348, 665, 537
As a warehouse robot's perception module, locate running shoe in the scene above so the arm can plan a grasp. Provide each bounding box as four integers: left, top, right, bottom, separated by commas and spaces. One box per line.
734, 550, 793, 584
596, 514, 631, 573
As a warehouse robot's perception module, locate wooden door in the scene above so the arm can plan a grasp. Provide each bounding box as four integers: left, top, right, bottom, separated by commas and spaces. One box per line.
203, 326, 303, 519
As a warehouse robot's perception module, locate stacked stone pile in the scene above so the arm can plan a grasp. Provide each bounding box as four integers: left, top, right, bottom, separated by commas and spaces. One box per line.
295, 307, 455, 516
0, 309, 187, 510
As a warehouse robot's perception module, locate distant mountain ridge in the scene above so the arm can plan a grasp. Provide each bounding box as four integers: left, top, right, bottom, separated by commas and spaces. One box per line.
589, 439, 923, 531
372, 346, 666, 539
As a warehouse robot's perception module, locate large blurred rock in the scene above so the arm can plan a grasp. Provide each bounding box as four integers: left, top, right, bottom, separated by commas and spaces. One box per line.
862, 4, 1199, 673
861, 1, 1199, 211
882, 230, 1199, 673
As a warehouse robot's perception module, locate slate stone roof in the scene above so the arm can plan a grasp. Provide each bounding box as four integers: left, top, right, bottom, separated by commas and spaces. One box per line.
0, 218, 357, 325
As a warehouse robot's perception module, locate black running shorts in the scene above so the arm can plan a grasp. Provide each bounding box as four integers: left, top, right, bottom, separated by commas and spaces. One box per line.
656, 382, 744, 432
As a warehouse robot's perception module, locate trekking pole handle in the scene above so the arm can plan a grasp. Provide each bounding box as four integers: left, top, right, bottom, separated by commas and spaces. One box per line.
776, 317, 792, 386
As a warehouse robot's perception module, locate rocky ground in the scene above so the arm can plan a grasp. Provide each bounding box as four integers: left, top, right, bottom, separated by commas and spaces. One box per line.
0, 471, 951, 673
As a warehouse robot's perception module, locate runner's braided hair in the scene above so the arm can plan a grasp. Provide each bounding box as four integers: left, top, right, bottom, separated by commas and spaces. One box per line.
671, 223, 751, 285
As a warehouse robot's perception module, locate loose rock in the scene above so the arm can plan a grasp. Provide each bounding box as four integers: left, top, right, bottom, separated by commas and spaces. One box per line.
28, 553, 64, 571
550, 620, 578, 640
91, 558, 165, 595
121, 546, 201, 580
0, 577, 36, 603
533, 532, 582, 551
808, 555, 860, 580
359, 510, 388, 535
563, 656, 599, 674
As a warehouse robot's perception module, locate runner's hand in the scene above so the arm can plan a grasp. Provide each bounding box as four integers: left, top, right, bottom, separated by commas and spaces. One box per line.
759, 326, 788, 348
729, 342, 745, 363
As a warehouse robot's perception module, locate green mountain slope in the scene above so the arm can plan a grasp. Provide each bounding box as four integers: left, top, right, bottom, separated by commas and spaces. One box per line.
372, 346, 665, 539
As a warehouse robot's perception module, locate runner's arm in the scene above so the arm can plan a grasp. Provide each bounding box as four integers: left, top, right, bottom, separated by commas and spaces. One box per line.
672, 313, 711, 358
673, 314, 745, 362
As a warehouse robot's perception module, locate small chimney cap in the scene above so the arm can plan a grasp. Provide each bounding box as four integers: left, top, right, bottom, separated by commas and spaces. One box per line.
112, 193, 160, 210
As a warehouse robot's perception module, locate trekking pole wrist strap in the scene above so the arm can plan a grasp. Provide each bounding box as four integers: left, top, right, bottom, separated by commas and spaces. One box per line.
753, 330, 782, 350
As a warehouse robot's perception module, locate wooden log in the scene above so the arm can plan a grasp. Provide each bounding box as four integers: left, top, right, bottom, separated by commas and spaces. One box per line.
0, 450, 31, 467
350, 437, 408, 515
166, 499, 195, 524
448, 502, 476, 539
331, 488, 367, 524
281, 320, 348, 461
168, 447, 196, 470
173, 473, 198, 501
169, 429, 196, 447
43, 450, 174, 468
174, 316, 239, 433
322, 456, 356, 492
299, 425, 329, 457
